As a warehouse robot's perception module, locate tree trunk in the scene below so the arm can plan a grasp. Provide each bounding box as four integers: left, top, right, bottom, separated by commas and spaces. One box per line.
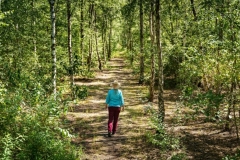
95, 31, 102, 70
94, 10, 102, 71
49, 0, 57, 99
155, 0, 164, 122
87, 2, 94, 71
80, 0, 84, 66
149, 0, 155, 102
31, 0, 37, 65
107, 19, 112, 60
230, 18, 239, 140
67, 0, 74, 94
102, 31, 107, 63
190, 0, 197, 20
127, 26, 133, 64
232, 85, 239, 140
139, 0, 144, 84
225, 106, 231, 131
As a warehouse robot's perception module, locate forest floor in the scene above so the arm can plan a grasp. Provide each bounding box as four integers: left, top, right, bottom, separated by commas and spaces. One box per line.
64, 54, 239, 160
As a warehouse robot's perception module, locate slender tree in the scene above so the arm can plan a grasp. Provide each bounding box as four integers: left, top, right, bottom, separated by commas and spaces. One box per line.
149, 0, 155, 102
94, 9, 102, 71
139, 0, 144, 84
67, 0, 74, 94
121, 0, 137, 64
49, 0, 57, 99
107, 18, 112, 59
87, 2, 94, 71
79, 0, 84, 65
155, 0, 164, 122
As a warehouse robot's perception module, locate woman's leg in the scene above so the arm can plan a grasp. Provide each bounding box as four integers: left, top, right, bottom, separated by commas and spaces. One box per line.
108, 107, 114, 133
112, 107, 121, 134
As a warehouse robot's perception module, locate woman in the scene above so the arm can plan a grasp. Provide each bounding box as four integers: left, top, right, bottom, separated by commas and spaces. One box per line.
106, 80, 125, 137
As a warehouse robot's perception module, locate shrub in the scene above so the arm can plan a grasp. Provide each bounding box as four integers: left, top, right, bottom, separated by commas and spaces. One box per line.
181, 88, 225, 121
146, 112, 180, 150
223, 150, 240, 160
73, 85, 88, 100
0, 82, 80, 160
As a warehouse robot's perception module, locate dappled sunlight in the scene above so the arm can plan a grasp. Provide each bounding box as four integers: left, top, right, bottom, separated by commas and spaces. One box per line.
88, 99, 105, 104
67, 111, 108, 119
67, 54, 238, 160
66, 56, 165, 159
75, 81, 107, 86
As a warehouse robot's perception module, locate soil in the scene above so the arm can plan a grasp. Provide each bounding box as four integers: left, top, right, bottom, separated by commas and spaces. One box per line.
64, 55, 239, 160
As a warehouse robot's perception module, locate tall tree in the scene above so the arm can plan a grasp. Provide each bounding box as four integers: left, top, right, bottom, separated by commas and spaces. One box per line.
149, 0, 155, 102
155, 0, 164, 122
107, 17, 113, 60
87, 2, 94, 71
121, 0, 137, 64
139, 0, 144, 84
67, 0, 74, 94
94, 9, 102, 71
49, 0, 57, 98
79, 0, 84, 65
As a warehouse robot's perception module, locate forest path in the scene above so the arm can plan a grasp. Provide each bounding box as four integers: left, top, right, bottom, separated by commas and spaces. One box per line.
65, 55, 167, 159
64, 54, 236, 160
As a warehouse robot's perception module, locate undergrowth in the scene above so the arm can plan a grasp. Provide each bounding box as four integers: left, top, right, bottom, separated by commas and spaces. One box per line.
146, 109, 186, 160
0, 81, 81, 160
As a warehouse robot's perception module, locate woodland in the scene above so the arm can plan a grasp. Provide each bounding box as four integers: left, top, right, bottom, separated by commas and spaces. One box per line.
0, 0, 240, 159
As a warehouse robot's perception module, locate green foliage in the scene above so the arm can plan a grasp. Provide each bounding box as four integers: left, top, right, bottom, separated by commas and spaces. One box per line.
171, 153, 187, 160
15, 131, 76, 160
73, 85, 88, 100
0, 134, 20, 160
223, 149, 240, 160
181, 88, 225, 121
0, 85, 20, 133
0, 12, 8, 26
1, 0, 240, 158
0, 131, 77, 160
0, 82, 80, 160
146, 111, 180, 150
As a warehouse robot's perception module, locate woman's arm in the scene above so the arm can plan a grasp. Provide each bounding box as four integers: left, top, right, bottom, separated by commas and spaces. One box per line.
106, 90, 110, 105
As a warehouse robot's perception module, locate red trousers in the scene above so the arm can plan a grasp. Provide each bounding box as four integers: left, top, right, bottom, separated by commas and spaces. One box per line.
108, 107, 121, 133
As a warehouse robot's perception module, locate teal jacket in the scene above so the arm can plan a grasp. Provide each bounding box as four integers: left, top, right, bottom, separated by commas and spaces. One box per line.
106, 89, 124, 107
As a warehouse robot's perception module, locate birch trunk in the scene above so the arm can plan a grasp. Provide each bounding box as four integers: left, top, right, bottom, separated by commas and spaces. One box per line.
94, 10, 102, 71
149, 0, 155, 102
67, 0, 74, 96
80, 0, 84, 66
49, 0, 57, 99
107, 19, 112, 60
155, 0, 164, 122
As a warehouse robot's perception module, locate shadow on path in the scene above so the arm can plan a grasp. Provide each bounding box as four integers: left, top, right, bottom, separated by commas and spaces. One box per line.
65, 57, 163, 159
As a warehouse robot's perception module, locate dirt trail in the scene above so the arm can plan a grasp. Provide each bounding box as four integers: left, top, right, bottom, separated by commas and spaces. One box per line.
64, 56, 238, 160
65, 56, 166, 159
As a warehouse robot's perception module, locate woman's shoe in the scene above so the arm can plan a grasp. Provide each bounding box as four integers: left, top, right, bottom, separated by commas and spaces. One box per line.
108, 132, 112, 137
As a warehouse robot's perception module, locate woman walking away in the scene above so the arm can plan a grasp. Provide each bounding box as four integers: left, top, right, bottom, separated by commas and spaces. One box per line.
106, 80, 125, 137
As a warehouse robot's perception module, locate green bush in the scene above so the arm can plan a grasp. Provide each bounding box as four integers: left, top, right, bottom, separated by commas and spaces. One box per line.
0, 82, 80, 160
146, 112, 180, 150
223, 150, 240, 160
15, 131, 76, 160
171, 153, 187, 160
181, 88, 225, 121
73, 85, 88, 100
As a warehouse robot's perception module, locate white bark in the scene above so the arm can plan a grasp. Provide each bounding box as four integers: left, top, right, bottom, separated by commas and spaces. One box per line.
49, 0, 57, 99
